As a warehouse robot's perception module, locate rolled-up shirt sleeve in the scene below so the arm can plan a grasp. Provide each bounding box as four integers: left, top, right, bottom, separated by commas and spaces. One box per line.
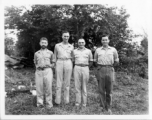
71, 50, 75, 62
89, 50, 93, 62
34, 53, 38, 68
54, 45, 58, 62
94, 49, 98, 63
113, 48, 119, 63
51, 53, 55, 63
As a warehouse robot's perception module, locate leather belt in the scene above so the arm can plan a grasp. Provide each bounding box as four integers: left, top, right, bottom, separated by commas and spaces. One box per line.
37, 67, 50, 70
58, 58, 71, 60
75, 64, 89, 67
97, 64, 113, 67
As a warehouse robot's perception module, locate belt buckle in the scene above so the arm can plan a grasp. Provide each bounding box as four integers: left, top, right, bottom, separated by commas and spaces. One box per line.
37, 67, 44, 70
82, 64, 86, 67
81, 64, 87, 67
59, 58, 69, 60
80, 64, 83, 66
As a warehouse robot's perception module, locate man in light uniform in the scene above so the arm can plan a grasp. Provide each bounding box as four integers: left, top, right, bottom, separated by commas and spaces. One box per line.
54, 31, 74, 105
73, 38, 93, 107
34, 37, 54, 109
94, 34, 119, 114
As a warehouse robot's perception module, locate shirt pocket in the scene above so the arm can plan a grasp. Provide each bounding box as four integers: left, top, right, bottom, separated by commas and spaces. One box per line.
98, 53, 104, 60
45, 54, 50, 58
44, 54, 51, 65
66, 49, 72, 54
37, 55, 42, 64
106, 53, 113, 61
83, 54, 89, 59
98, 52, 104, 57
82, 54, 89, 63
74, 54, 80, 59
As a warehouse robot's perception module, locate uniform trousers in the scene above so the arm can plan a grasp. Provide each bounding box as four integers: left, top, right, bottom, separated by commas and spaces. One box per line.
55, 59, 73, 104
97, 66, 115, 110
74, 65, 89, 105
35, 68, 53, 107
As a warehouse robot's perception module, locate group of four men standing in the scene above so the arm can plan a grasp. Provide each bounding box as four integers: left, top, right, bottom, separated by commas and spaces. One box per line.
34, 31, 119, 114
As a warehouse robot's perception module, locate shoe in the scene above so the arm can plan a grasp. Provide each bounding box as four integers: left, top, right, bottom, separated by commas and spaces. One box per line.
46, 105, 52, 110
37, 104, 44, 108
100, 103, 103, 107
107, 109, 112, 115
79, 104, 86, 110
75, 105, 80, 111
82, 104, 86, 107
75, 103, 80, 106
100, 107, 105, 112
54, 103, 60, 107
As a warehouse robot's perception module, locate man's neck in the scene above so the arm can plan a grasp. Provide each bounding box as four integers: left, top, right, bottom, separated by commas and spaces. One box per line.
103, 45, 109, 48
78, 47, 85, 50
62, 41, 68, 45
41, 48, 47, 51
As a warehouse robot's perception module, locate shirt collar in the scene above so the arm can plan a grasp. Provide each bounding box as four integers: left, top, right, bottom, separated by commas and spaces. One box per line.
59, 42, 71, 47
77, 47, 86, 51
40, 48, 48, 51
101, 46, 111, 50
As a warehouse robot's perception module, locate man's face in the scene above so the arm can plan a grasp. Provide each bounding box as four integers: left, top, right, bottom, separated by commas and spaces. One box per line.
101, 36, 109, 46
40, 40, 48, 49
62, 33, 70, 42
78, 39, 85, 48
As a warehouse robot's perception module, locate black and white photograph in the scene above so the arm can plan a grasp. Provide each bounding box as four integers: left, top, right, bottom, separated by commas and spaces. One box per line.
1, 0, 152, 119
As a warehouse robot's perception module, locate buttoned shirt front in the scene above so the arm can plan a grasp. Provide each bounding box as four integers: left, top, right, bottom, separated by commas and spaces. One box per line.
54, 42, 74, 61
34, 49, 54, 68
94, 46, 119, 65
73, 47, 93, 65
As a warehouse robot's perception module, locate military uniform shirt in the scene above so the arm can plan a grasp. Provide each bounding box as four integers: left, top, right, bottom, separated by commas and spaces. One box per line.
73, 48, 93, 65
34, 49, 54, 68
94, 46, 119, 65
54, 42, 74, 61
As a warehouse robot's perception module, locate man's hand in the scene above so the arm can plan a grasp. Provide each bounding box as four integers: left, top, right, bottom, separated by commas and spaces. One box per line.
45, 64, 54, 68
112, 80, 116, 86
94, 62, 98, 67
113, 61, 119, 67
89, 61, 93, 68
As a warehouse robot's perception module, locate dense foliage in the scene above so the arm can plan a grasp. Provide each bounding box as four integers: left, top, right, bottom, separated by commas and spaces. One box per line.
4, 4, 148, 78
5, 5, 132, 56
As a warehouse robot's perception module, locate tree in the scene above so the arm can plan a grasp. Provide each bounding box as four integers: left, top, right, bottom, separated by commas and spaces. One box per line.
5, 4, 134, 62
5, 35, 15, 56
140, 36, 148, 56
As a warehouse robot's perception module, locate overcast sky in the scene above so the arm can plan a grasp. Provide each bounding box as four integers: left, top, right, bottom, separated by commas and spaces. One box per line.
100, 0, 151, 35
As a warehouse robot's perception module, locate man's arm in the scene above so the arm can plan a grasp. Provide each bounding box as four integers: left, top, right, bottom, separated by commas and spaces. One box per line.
94, 49, 98, 67
89, 50, 93, 68
34, 53, 38, 69
50, 52, 55, 68
54, 44, 58, 63
113, 48, 119, 66
72, 50, 75, 68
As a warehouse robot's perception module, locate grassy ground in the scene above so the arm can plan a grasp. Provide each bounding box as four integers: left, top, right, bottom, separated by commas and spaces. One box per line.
5, 68, 148, 115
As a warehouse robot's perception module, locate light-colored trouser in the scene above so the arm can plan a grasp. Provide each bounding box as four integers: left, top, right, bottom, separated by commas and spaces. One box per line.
74, 66, 89, 105
35, 68, 53, 107
55, 59, 73, 104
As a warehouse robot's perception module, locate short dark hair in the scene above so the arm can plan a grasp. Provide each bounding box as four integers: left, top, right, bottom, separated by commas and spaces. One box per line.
102, 33, 109, 38
62, 31, 70, 35
78, 38, 85, 43
40, 37, 48, 42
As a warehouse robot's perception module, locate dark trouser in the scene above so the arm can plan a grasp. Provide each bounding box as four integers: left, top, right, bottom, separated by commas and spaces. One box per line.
97, 66, 114, 110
